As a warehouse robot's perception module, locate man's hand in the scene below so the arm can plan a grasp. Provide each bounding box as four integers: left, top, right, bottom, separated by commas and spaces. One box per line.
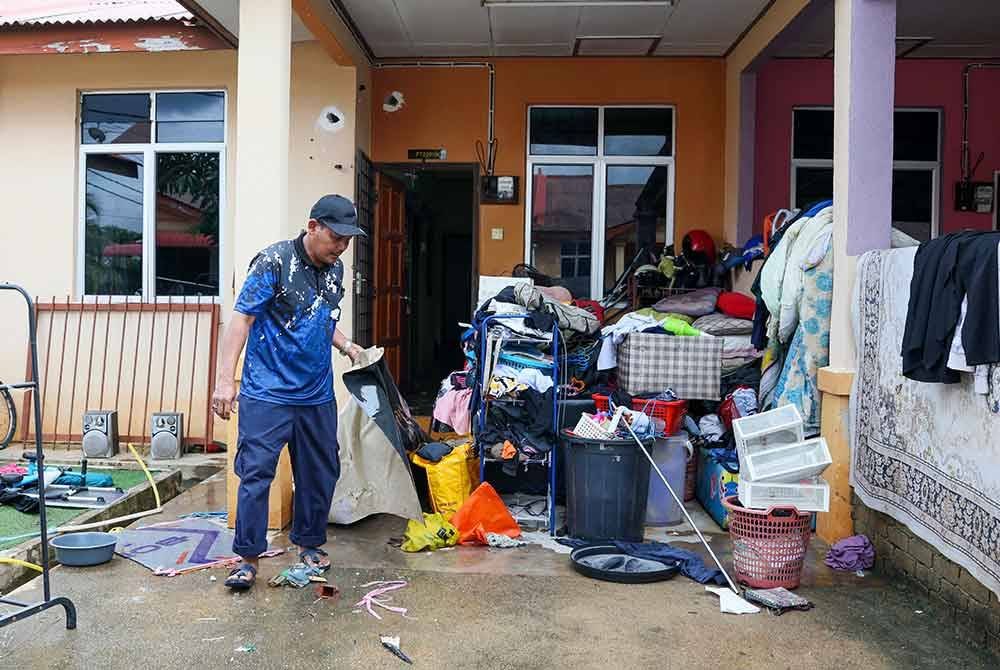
212, 380, 237, 420
346, 343, 365, 366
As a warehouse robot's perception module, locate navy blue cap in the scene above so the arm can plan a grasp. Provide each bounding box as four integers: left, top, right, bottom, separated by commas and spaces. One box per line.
310, 194, 366, 237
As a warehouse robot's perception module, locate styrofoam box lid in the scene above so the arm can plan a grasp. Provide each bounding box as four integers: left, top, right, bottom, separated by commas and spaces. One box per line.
733, 404, 803, 440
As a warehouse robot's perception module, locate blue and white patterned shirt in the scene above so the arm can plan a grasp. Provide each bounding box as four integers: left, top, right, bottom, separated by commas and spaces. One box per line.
234, 233, 345, 405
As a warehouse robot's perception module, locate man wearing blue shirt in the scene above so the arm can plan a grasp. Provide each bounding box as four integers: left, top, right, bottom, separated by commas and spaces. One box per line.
212, 194, 366, 590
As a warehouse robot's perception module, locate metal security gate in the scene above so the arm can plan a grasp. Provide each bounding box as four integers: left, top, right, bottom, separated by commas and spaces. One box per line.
353, 149, 375, 348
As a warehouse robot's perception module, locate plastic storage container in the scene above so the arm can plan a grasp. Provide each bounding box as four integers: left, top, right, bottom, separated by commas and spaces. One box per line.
740, 437, 832, 482
645, 434, 689, 526
723, 496, 812, 589
562, 429, 652, 541
733, 404, 804, 460
737, 476, 830, 512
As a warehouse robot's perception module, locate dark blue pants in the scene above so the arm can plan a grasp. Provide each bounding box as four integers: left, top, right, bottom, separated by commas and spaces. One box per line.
233, 397, 340, 557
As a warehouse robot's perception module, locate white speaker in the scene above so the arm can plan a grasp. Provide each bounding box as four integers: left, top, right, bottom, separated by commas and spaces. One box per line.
150, 412, 184, 460
82, 410, 119, 458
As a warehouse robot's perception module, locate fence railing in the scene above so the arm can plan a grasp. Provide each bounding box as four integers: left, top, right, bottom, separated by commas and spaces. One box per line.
18, 297, 220, 448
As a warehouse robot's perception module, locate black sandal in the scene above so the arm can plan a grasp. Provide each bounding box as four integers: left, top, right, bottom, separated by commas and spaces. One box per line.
299, 548, 331, 573
224, 563, 257, 591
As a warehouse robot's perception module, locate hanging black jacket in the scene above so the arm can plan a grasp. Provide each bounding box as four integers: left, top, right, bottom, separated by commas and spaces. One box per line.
901, 231, 1000, 383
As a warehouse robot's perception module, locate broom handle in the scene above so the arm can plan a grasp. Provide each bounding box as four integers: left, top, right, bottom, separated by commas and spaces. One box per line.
624, 421, 741, 595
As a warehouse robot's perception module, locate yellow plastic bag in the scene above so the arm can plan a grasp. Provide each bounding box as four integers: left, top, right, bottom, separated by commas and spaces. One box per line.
400, 513, 459, 553
410, 442, 480, 517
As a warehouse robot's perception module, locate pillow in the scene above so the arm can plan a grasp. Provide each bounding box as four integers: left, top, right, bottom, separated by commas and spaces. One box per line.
716, 291, 756, 320
692, 313, 754, 336
651, 287, 721, 318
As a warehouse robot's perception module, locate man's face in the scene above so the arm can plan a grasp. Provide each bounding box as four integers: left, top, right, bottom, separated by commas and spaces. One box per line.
306, 219, 352, 265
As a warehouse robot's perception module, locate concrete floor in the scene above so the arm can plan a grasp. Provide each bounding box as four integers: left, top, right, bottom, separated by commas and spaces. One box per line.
0, 475, 993, 670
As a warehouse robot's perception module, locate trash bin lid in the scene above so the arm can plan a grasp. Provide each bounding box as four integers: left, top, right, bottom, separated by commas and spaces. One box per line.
570, 545, 681, 584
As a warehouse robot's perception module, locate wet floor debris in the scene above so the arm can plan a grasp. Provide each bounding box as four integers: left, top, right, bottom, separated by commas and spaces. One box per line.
380, 635, 412, 665
356, 580, 411, 620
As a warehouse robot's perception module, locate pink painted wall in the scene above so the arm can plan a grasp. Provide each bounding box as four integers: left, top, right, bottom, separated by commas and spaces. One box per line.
754, 59, 1000, 236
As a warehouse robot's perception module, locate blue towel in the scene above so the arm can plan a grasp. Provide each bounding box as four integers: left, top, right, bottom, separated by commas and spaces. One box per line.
21, 464, 114, 489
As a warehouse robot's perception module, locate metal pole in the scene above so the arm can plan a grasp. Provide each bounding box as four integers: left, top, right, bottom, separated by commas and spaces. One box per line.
623, 420, 741, 595
65, 299, 85, 447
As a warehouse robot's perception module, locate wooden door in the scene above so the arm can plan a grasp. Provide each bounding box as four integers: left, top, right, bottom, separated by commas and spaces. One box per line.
374, 172, 408, 388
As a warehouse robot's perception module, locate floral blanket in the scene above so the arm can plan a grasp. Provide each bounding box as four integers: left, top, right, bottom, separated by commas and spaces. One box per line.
851, 247, 1000, 597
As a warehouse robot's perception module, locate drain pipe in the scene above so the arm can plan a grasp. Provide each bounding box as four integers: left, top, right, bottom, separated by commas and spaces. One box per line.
961, 62, 1000, 181
374, 61, 497, 173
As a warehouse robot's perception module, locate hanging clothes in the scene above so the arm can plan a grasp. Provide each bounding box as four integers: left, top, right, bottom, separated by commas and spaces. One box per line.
901, 232, 1000, 383
770, 236, 834, 434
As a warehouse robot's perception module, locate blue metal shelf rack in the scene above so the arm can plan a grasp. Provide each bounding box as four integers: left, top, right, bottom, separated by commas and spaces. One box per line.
474, 315, 560, 535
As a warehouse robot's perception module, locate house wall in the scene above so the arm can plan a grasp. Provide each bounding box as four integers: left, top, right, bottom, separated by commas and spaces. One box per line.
754, 58, 1000, 235
370, 58, 726, 277
853, 494, 1000, 657
0, 41, 362, 442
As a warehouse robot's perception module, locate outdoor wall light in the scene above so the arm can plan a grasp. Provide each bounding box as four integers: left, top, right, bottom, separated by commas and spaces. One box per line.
383, 92, 405, 113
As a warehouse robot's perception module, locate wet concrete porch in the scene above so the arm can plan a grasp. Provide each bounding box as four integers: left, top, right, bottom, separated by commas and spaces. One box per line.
0, 475, 993, 670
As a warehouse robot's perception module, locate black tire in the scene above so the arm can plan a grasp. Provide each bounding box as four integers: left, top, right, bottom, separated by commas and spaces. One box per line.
570, 545, 681, 584
0, 386, 16, 449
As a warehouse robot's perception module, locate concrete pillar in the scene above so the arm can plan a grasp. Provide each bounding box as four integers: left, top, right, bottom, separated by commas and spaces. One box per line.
818, 0, 896, 543
228, 0, 294, 531
233, 0, 292, 287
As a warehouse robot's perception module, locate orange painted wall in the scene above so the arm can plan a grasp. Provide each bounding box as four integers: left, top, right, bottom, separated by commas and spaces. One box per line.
371, 58, 726, 276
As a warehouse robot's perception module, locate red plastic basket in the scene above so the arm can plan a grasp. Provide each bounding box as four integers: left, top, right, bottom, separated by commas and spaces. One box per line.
630, 398, 687, 435
591, 395, 688, 435
722, 496, 812, 589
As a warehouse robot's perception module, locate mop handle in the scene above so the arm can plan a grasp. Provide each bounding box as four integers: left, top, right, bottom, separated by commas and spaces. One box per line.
624, 422, 741, 595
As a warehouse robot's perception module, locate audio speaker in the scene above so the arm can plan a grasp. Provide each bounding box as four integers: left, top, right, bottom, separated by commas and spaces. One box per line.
150, 412, 184, 460
82, 410, 119, 458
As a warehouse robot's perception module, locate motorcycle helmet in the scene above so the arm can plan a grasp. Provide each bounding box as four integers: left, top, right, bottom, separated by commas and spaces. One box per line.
681, 230, 717, 266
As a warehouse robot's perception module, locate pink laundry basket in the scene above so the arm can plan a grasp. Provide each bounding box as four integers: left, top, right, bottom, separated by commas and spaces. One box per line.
722, 496, 812, 589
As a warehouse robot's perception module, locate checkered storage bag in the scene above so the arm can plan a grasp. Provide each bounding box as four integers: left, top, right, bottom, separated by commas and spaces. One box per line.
618, 334, 724, 399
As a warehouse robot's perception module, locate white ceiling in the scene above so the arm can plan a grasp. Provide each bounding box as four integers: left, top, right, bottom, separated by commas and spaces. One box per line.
338, 0, 773, 58
776, 0, 1000, 59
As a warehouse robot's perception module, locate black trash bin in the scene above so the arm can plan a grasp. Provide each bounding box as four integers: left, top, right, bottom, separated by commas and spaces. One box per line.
562, 429, 652, 542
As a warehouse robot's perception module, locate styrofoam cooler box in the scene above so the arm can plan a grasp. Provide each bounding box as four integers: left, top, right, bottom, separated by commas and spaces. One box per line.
733, 405, 804, 462
738, 477, 830, 512
741, 437, 832, 482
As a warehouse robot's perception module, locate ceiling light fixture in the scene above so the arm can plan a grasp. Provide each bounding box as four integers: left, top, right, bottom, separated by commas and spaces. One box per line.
483, 0, 673, 7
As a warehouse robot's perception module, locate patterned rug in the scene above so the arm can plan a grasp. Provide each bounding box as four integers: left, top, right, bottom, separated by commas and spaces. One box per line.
851, 247, 1000, 597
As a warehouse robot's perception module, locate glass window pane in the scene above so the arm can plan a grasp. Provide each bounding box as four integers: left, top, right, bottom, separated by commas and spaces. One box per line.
529, 108, 598, 156
85, 154, 144, 295
82, 94, 151, 144
604, 108, 673, 156
892, 168, 934, 242
156, 92, 225, 143
894, 111, 939, 162
794, 166, 834, 210
605, 165, 668, 293
793, 109, 834, 160
155, 152, 221, 296
531, 164, 594, 298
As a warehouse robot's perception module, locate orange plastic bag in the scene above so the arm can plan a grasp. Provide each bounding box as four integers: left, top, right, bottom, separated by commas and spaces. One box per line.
450, 482, 521, 545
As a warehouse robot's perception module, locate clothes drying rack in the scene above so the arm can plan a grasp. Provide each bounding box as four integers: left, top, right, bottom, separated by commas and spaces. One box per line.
474, 314, 560, 534
0, 283, 77, 631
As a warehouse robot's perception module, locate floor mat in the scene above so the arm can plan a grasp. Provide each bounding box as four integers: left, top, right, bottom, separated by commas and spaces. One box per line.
114, 517, 244, 573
